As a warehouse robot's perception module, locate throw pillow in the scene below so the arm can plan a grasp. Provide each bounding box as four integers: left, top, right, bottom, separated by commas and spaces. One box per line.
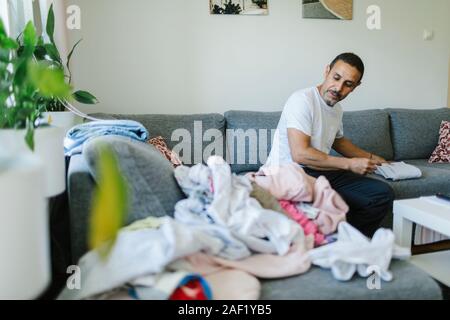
148, 136, 183, 168
429, 121, 450, 163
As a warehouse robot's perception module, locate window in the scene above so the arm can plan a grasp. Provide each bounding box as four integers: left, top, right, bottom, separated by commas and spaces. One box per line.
0, 0, 10, 33
0, 0, 46, 37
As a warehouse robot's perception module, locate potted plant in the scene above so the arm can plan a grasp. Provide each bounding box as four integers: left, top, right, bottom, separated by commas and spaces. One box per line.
0, 18, 72, 196
20, 4, 99, 133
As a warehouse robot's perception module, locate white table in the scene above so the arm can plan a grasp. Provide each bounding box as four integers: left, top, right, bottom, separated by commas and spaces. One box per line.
393, 197, 450, 286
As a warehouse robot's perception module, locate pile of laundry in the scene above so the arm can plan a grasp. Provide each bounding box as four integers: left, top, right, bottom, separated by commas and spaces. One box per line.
58, 156, 410, 300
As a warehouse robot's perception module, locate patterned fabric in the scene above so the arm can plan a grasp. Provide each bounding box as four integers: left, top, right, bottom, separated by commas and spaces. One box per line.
429, 121, 450, 163
148, 136, 183, 167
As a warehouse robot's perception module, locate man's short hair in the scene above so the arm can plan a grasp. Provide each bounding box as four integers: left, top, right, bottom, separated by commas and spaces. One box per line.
330, 53, 365, 82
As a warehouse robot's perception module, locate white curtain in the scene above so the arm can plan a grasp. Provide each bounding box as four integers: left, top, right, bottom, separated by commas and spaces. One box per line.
0, 0, 10, 34
4, 0, 34, 37
1, 0, 68, 59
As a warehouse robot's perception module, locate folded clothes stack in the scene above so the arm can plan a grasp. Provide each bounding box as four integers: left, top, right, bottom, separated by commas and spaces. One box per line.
64, 120, 149, 156
375, 162, 422, 181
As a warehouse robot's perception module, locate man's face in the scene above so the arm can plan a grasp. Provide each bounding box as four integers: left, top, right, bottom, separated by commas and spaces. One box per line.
319, 60, 362, 107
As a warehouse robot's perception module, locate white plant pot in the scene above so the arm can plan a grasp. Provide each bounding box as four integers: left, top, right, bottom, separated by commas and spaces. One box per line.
0, 126, 66, 197
42, 111, 81, 135
0, 155, 50, 299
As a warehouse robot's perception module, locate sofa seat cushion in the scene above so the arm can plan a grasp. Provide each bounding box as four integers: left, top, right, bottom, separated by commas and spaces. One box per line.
332, 110, 394, 160
389, 108, 450, 161
260, 260, 442, 299
90, 113, 226, 166
368, 160, 450, 199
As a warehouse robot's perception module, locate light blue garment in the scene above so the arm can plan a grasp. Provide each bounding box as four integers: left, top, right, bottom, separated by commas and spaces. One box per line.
64, 120, 149, 156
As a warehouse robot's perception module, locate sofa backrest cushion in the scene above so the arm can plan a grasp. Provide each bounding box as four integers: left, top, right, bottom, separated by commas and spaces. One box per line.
83, 136, 185, 222
331, 109, 394, 160
90, 113, 226, 166
224, 110, 281, 173
388, 108, 450, 160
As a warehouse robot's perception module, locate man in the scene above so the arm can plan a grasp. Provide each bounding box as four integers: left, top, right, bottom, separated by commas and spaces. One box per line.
265, 52, 394, 237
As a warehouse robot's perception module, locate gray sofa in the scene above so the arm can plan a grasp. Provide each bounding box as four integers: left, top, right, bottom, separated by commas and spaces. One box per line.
67, 108, 450, 299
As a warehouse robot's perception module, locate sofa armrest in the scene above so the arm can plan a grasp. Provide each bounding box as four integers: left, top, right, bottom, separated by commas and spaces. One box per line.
68, 154, 96, 263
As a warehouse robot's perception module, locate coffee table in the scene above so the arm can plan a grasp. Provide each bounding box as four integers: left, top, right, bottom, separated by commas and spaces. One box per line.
393, 197, 450, 286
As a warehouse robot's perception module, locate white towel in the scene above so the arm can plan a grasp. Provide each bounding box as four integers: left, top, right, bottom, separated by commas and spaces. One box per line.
375, 162, 422, 181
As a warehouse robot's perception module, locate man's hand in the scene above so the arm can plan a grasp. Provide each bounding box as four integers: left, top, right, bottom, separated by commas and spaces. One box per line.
348, 158, 379, 175
370, 154, 388, 165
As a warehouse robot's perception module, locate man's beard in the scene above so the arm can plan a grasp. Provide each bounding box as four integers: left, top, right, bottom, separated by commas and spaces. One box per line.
325, 90, 342, 106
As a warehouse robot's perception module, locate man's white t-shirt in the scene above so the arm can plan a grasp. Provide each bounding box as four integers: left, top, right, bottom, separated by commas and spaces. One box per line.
265, 87, 344, 167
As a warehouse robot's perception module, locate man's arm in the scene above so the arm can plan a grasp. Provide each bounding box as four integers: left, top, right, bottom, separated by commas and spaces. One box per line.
332, 137, 371, 158
288, 129, 380, 174
333, 137, 387, 163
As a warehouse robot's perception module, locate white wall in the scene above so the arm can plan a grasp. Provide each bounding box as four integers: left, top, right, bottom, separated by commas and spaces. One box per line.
66, 0, 450, 115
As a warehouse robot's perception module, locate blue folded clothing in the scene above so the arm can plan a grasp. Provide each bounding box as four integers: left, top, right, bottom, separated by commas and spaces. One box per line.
64, 120, 149, 156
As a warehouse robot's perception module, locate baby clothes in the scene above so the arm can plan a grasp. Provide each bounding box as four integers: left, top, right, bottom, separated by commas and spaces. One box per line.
250, 163, 315, 202
203, 270, 261, 300
131, 271, 212, 300
168, 254, 261, 300
174, 156, 305, 258
211, 235, 314, 279
250, 182, 286, 215
312, 176, 348, 235
296, 202, 320, 220
169, 279, 210, 300
279, 200, 326, 246
206, 156, 305, 256
250, 163, 347, 235
308, 222, 411, 282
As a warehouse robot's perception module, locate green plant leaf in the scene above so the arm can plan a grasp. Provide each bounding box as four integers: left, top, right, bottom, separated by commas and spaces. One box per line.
67, 39, 82, 67
37, 35, 44, 46
66, 39, 82, 83
44, 43, 62, 64
0, 48, 10, 63
28, 61, 72, 98
13, 58, 27, 86
89, 145, 128, 260
23, 21, 37, 48
73, 90, 98, 104
25, 119, 35, 151
34, 45, 47, 60
0, 19, 6, 37
0, 37, 18, 50
46, 4, 55, 44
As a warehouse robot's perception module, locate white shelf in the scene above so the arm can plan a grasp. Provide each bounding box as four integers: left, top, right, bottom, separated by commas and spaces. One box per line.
410, 251, 450, 287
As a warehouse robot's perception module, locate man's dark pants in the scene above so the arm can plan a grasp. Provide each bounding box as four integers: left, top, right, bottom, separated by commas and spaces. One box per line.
303, 168, 395, 237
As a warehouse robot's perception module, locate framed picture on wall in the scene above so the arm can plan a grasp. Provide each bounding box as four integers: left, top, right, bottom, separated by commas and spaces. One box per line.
210, 0, 268, 15
302, 0, 353, 20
